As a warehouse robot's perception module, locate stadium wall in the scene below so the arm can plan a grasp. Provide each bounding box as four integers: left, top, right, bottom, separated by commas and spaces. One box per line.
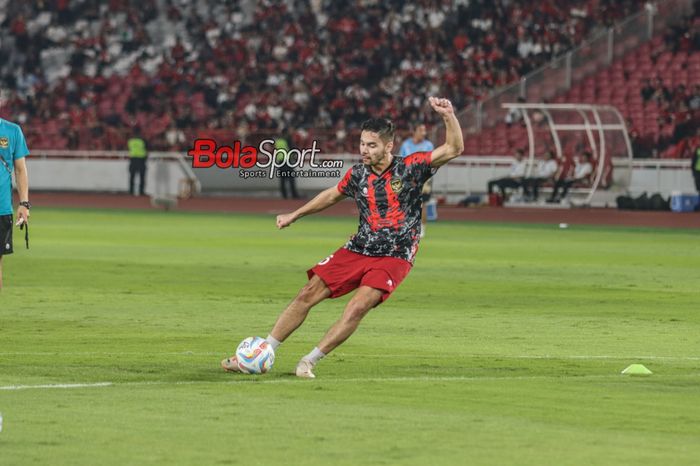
25, 152, 696, 203
28, 151, 193, 199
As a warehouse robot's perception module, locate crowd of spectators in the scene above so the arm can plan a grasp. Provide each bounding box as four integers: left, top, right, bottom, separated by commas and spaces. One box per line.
0, 0, 649, 152
631, 3, 700, 158
662, 3, 700, 53
632, 80, 700, 157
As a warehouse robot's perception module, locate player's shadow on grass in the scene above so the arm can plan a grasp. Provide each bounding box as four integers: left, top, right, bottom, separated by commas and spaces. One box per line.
172, 367, 301, 383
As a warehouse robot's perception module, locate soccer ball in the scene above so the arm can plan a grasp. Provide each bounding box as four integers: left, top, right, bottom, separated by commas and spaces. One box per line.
235, 336, 275, 374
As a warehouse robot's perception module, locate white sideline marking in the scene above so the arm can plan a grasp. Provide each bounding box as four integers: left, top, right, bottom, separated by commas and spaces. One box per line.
336, 354, 700, 362
0, 382, 113, 391
1, 352, 699, 361
0, 352, 222, 356
2, 373, 700, 391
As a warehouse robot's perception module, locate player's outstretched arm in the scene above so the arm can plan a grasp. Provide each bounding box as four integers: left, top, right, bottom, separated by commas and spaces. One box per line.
428, 97, 465, 168
276, 186, 345, 229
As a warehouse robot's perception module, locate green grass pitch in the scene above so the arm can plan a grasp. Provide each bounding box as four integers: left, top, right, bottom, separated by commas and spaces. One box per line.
1, 207, 699, 465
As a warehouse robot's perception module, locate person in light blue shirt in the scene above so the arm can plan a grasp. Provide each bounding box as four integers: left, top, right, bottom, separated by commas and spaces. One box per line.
0, 117, 31, 290
399, 124, 435, 237
399, 124, 434, 158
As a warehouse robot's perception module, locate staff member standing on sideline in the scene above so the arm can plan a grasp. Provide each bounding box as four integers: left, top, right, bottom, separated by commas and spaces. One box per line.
0, 117, 30, 290
128, 127, 148, 196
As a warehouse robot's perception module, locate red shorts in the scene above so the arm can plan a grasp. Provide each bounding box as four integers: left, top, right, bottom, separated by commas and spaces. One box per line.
308, 247, 412, 304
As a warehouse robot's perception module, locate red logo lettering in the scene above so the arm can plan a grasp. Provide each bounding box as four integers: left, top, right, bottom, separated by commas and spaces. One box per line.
187, 139, 259, 168
187, 139, 216, 168
239, 145, 257, 168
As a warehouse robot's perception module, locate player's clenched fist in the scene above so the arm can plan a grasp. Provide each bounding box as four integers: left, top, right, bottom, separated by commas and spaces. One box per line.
276, 213, 296, 229
428, 97, 454, 116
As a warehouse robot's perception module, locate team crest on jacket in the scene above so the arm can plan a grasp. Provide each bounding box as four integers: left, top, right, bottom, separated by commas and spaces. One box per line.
0, 137, 8, 148
390, 178, 403, 193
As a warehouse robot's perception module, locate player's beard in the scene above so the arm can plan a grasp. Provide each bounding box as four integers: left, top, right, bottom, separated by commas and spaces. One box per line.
363, 151, 392, 168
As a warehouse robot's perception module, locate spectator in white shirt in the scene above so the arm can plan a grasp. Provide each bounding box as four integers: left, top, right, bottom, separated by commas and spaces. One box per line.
487, 149, 526, 198
522, 150, 558, 201
548, 151, 594, 203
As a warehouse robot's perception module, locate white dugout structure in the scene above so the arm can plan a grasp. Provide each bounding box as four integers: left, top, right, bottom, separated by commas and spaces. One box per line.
499, 102, 633, 206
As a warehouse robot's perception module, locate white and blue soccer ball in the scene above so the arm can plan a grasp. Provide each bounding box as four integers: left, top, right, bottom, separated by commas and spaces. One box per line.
235, 336, 275, 374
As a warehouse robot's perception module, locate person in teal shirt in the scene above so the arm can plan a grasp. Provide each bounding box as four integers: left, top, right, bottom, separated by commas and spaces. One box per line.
399, 124, 434, 158
399, 123, 435, 237
0, 117, 31, 290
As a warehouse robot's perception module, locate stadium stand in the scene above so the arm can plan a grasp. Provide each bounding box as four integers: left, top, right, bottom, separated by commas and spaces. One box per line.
456, 1, 700, 159
1, 0, 652, 153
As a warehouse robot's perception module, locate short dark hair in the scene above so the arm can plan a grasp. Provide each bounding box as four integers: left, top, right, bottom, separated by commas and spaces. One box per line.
361, 118, 395, 143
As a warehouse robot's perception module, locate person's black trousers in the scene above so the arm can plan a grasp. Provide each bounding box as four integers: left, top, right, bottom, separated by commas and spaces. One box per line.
488, 178, 521, 197
129, 158, 146, 195
280, 167, 299, 199
549, 179, 576, 200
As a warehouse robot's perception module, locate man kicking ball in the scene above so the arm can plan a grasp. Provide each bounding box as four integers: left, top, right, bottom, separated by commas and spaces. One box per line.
222, 97, 464, 378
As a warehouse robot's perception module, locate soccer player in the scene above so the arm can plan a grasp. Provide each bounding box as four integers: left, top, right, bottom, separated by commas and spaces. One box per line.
222, 97, 464, 378
0, 117, 31, 290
